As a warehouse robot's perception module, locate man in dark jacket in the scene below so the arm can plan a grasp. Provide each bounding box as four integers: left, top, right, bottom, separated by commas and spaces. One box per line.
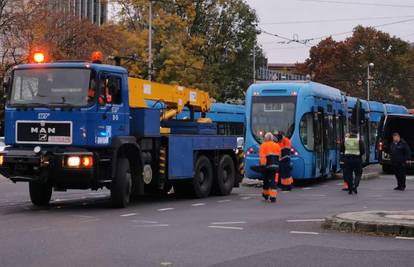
390, 132, 411, 191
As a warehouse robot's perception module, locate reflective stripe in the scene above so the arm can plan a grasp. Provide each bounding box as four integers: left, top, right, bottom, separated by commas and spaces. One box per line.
281, 177, 293, 186
262, 189, 270, 196
275, 173, 279, 183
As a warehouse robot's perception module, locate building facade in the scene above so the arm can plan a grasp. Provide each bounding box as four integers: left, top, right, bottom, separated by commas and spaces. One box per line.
50, 0, 108, 26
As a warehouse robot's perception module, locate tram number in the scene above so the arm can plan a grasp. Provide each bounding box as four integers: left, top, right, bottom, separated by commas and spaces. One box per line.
112, 114, 119, 121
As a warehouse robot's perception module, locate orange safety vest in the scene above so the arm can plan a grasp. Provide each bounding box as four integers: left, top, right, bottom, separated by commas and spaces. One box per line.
259, 141, 281, 165
280, 137, 291, 150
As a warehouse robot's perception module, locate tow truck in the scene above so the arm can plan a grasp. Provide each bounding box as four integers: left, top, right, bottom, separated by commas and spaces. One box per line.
0, 51, 242, 208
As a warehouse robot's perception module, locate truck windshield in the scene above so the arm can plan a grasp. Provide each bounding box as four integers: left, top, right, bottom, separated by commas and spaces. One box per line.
9, 68, 96, 107
251, 96, 296, 143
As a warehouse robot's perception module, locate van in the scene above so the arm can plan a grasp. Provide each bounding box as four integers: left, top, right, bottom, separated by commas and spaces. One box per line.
377, 114, 414, 173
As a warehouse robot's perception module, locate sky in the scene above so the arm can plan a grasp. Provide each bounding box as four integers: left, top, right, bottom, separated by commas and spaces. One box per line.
244, 0, 414, 63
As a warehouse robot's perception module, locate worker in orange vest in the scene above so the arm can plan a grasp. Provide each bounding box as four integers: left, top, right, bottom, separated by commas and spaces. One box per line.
259, 132, 281, 203
276, 132, 294, 191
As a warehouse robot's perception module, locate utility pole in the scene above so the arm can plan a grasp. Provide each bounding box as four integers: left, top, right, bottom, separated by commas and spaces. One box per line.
148, 1, 153, 81
253, 46, 256, 83
367, 62, 374, 101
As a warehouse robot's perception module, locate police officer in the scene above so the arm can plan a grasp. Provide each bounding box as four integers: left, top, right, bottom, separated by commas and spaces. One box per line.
342, 132, 365, 195
260, 132, 281, 203
390, 132, 411, 191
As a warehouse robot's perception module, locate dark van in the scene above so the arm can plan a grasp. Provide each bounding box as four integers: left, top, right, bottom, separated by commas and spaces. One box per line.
377, 114, 414, 173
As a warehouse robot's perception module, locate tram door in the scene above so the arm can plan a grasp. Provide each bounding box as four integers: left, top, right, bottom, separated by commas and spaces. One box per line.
313, 108, 326, 176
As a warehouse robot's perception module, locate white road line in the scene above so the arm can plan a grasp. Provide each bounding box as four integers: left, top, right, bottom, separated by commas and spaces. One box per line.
302, 187, 313, 190
396, 236, 414, 240
191, 203, 206, 207
208, 225, 244, 230
160, 262, 173, 266
287, 219, 325, 223
240, 197, 251, 200
217, 199, 231, 203
289, 231, 319, 235
211, 221, 247, 225
132, 220, 159, 224
157, 208, 174, 212
134, 224, 169, 227
120, 213, 137, 217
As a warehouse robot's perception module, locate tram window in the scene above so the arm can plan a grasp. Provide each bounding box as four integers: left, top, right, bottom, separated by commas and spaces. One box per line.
370, 122, 379, 146
300, 113, 314, 151
327, 115, 335, 149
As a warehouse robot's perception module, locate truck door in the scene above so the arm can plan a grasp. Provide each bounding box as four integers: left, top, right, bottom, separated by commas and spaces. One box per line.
97, 72, 129, 145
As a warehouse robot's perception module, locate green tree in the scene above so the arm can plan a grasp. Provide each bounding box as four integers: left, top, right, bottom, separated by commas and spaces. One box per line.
297, 26, 414, 106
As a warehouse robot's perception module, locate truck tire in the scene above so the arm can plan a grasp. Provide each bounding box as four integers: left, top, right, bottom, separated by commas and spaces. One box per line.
382, 165, 394, 174
111, 158, 132, 208
192, 155, 213, 198
29, 182, 52, 206
214, 155, 236, 196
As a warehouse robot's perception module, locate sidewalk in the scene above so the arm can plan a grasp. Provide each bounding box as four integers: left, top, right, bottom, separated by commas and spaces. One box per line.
323, 210, 414, 237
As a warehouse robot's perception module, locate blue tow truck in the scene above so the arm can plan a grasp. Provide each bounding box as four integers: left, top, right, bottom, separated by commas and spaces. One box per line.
0, 52, 241, 208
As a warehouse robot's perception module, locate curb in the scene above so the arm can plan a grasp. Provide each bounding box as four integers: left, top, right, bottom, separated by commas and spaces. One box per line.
323, 214, 414, 237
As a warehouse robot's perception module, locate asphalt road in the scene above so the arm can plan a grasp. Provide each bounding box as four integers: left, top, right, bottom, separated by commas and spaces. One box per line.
0, 169, 413, 267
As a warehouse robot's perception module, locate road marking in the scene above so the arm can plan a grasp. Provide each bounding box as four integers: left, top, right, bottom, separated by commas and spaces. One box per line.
240, 197, 251, 200
208, 225, 244, 230
217, 199, 231, 203
289, 231, 319, 235
287, 219, 325, 223
302, 187, 313, 190
132, 220, 159, 224
134, 224, 169, 228
191, 203, 206, 207
121, 213, 137, 217
157, 208, 174, 212
160, 262, 173, 266
211, 221, 247, 225
396, 236, 414, 240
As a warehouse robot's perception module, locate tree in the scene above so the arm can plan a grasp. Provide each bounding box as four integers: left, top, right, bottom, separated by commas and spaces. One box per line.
116, 0, 265, 101
297, 26, 414, 106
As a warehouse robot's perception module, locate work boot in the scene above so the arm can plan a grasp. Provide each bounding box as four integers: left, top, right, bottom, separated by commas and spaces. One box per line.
353, 188, 358, 194
262, 194, 269, 201
394, 187, 402, 190
348, 190, 353, 195
270, 197, 277, 203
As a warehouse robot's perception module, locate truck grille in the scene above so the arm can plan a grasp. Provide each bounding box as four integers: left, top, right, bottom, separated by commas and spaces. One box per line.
16, 121, 72, 145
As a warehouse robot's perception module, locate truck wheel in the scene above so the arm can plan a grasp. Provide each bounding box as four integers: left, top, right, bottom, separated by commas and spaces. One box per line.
382, 165, 393, 174
192, 155, 213, 198
214, 155, 236, 196
111, 158, 132, 208
29, 182, 52, 206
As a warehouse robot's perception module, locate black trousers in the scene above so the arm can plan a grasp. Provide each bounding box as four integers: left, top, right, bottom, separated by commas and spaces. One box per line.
343, 156, 362, 191
263, 170, 278, 199
392, 162, 406, 189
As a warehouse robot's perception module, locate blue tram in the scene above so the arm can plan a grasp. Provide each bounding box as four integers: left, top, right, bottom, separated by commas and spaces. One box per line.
244, 81, 408, 180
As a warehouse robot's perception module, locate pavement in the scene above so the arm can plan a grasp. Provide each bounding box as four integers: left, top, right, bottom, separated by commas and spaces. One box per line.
1, 165, 414, 267
324, 210, 414, 237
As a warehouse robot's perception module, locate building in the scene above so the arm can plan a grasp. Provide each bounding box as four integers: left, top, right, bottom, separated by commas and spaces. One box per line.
257, 63, 307, 81
49, 0, 108, 26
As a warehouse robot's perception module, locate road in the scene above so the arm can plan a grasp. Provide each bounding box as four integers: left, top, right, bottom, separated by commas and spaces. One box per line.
0, 169, 413, 267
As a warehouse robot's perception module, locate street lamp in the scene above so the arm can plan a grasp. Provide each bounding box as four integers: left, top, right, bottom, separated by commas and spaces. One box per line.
148, 1, 153, 81
367, 62, 374, 101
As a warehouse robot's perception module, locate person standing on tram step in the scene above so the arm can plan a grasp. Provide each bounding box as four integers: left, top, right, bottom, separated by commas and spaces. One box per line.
341, 132, 365, 195
259, 132, 281, 203
390, 132, 411, 191
276, 131, 293, 191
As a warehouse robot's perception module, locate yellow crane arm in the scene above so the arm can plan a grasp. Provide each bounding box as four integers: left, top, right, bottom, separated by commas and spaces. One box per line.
128, 78, 211, 121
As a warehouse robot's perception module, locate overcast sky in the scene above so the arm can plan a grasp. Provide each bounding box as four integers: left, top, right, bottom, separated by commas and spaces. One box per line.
245, 0, 414, 63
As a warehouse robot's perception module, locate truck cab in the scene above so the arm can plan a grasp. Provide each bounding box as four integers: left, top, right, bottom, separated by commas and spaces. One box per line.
0, 59, 240, 208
